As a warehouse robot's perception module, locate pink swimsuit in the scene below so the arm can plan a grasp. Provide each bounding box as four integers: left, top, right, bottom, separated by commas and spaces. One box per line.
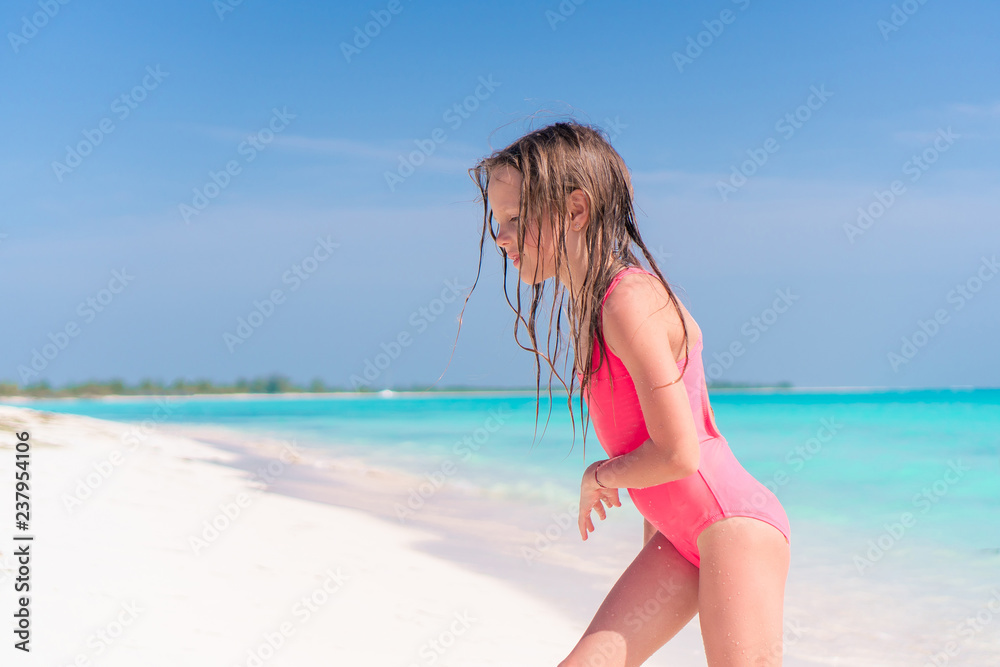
579, 267, 790, 568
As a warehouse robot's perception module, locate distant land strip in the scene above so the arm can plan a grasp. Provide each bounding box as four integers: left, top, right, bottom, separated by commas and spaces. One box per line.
0, 375, 793, 398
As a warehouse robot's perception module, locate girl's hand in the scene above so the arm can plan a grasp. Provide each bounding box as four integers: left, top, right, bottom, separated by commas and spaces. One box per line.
579, 460, 622, 540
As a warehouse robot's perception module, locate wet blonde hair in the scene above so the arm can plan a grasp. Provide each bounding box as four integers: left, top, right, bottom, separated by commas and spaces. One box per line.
461, 120, 689, 457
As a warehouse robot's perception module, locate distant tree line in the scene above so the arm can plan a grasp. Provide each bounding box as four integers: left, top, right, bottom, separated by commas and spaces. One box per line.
0, 375, 792, 398
707, 380, 794, 390
0, 375, 345, 398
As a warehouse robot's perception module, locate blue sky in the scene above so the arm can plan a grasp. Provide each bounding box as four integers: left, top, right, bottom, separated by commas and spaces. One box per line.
2, 0, 998, 390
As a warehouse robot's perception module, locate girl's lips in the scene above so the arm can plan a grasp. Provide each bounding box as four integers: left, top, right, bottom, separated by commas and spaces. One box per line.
511, 254, 520, 266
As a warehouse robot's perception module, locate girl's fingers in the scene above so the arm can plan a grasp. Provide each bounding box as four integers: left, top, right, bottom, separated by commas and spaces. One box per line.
580, 488, 621, 540
597, 495, 619, 511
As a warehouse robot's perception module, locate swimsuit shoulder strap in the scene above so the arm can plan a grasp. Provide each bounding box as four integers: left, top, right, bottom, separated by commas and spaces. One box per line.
601, 266, 649, 309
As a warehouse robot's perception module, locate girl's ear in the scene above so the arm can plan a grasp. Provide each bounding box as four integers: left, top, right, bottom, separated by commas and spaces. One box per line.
567, 188, 590, 232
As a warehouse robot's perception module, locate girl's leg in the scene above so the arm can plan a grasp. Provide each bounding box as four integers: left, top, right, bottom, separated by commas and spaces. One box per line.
696, 517, 790, 666
558, 531, 700, 667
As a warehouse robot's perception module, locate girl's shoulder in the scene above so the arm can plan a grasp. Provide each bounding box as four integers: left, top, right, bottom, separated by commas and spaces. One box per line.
601, 267, 698, 363
600, 266, 652, 306
601, 266, 665, 313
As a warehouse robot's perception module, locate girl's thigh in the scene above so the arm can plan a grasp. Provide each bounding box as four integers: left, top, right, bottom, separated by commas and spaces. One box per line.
559, 531, 700, 667
696, 516, 790, 666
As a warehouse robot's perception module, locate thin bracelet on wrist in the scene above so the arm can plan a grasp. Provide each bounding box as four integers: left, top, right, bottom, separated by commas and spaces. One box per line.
595, 459, 609, 488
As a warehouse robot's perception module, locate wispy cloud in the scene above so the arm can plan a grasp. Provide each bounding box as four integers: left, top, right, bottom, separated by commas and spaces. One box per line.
948, 101, 1000, 118
271, 134, 399, 161
630, 169, 722, 192
891, 101, 1000, 144
177, 121, 400, 161
890, 128, 959, 145
275, 134, 484, 174
179, 120, 483, 173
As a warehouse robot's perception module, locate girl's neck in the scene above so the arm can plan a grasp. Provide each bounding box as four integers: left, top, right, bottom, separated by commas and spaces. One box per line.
561, 256, 630, 329
561, 252, 629, 299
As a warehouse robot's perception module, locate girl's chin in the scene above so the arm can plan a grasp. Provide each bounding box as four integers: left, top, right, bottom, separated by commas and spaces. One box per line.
517, 269, 551, 285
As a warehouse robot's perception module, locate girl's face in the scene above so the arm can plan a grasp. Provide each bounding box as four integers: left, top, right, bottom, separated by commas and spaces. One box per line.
487, 165, 558, 285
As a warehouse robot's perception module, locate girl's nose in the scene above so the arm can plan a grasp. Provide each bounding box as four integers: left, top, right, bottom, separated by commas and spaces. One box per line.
494, 222, 513, 250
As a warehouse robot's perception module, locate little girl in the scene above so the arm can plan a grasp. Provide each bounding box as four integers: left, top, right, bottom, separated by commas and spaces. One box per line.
467, 121, 792, 666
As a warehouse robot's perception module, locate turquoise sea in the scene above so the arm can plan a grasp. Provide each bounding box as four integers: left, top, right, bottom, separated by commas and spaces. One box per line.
12, 388, 998, 552
6, 388, 1000, 663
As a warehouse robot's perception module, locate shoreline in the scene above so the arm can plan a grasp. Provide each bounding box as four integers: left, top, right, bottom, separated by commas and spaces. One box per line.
1, 383, 996, 403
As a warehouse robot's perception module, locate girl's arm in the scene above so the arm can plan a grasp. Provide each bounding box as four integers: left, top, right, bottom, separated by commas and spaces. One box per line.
593, 273, 702, 490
